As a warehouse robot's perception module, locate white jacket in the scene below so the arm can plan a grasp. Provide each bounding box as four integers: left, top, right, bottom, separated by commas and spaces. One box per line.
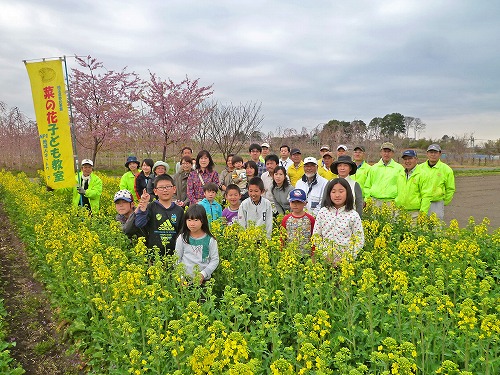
295, 173, 328, 216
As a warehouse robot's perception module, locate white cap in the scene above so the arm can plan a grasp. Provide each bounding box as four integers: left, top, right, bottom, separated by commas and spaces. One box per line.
303, 156, 318, 165
337, 144, 348, 151
261, 142, 270, 148
81, 159, 93, 166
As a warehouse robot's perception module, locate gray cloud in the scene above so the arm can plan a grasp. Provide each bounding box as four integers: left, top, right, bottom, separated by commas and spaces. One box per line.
2, 0, 499, 142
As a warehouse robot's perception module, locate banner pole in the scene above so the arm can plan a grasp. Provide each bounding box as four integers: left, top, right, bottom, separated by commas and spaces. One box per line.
63, 56, 82, 205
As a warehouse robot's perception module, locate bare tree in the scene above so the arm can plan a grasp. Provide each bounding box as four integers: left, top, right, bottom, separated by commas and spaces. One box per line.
412, 118, 426, 139
0, 102, 39, 169
198, 101, 263, 160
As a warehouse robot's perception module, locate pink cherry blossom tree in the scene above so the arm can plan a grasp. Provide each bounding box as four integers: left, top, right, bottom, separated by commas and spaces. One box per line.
141, 73, 213, 160
69, 55, 141, 164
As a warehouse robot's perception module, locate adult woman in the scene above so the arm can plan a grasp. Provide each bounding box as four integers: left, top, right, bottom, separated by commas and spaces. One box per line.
134, 158, 154, 200
219, 154, 234, 192
187, 150, 219, 205
272, 166, 294, 215
120, 156, 141, 202
330, 155, 364, 218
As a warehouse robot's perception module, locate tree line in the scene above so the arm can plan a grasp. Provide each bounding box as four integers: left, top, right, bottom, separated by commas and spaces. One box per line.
1, 55, 499, 171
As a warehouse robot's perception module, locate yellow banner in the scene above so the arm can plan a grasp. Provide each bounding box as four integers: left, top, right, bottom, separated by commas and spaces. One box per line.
25, 59, 75, 189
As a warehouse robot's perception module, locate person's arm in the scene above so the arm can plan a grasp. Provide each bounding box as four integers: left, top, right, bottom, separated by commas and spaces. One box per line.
85, 175, 103, 199
237, 202, 247, 228
200, 237, 220, 280
122, 211, 138, 235
119, 172, 128, 190
354, 182, 364, 218
350, 212, 365, 258
135, 191, 151, 228
186, 172, 198, 205
175, 235, 184, 264
265, 201, 273, 238
443, 167, 456, 205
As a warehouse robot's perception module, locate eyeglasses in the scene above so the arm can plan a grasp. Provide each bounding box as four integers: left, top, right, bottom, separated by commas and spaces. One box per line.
155, 185, 174, 191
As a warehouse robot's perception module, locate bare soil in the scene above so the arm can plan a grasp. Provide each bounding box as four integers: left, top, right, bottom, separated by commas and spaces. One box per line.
0, 204, 85, 374
0, 175, 497, 374
444, 174, 500, 229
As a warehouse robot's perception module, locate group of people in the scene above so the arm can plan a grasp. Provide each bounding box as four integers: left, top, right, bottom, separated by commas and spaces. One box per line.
73, 140, 455, 282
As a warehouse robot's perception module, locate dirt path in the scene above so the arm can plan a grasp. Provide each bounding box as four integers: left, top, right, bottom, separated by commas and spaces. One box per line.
444, 174, 500, 229
0, 204, 85, 374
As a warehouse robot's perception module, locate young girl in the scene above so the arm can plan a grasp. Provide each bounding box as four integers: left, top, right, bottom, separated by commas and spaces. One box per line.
175, 204, 220, 283
271, 166, 294, 215
312, 178, 364, 265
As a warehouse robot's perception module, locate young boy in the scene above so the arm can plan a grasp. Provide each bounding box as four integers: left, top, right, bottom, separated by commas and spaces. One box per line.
114, 189, 145, 238
199, 183, 223, 224
238, 177, 273, 238
135, 174, 184, 256
230, 155, 247, 195
281, 188, 316, 257
222, 184, 241, 225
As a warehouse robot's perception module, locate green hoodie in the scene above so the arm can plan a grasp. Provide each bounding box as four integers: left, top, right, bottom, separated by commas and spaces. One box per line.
417, 160, 455, 214
364, 159, 404, 200
72, 172, 103, 213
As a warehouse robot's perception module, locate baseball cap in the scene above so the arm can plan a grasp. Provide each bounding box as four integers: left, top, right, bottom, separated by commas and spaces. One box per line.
81, 159, 93, 166
113, 189, 133, 203
337, 144, 348, 151
353, 145, 365, 152
320, 145, 330, 151
380, 142, 395, 151
291, 148, 301, 155
261, 142, 270, 148
427, 144, 442, 152
402, 150, 417, 158
288, 188, 307, 203
322, 151, 334, 158
303, 156, 318, 165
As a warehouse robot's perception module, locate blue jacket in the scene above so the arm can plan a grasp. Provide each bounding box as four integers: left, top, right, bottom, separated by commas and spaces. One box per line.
199, 198, 223, 223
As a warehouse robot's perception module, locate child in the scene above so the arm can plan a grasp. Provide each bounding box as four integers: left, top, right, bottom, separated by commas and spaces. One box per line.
114, 189, 145, 238
230, 155, 247, 194
135, 174, 185, 256
222, 184, 241, 225
175, 204, 220, 283
238, 177, 273, 238
199, 183, 223, 224
281, 189, 315, 257
312, 178, 364, 265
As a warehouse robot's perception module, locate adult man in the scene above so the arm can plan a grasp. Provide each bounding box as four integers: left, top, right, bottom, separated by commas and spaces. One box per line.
336, 144, 348, 158
73, 159, 103, 214
287, 148, 304, 187
260, 142, 270, 163
175, 147, 193, 173
249, 143, 266, 177
319, 145, 330, 159
279, 145, 292, 169
395, 150, 424, 219
364, 142, 404, 205
319, 145, 330, 168
351, 145, 371, 197
418, 144, 455, 220
318, 151, 336, 180
295, 157, 328, 216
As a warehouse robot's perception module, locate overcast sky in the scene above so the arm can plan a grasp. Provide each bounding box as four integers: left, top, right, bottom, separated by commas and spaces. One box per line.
1, 0, 499, 143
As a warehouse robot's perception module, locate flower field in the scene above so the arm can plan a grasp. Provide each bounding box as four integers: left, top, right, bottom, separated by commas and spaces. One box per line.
0, 170, 498, 374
